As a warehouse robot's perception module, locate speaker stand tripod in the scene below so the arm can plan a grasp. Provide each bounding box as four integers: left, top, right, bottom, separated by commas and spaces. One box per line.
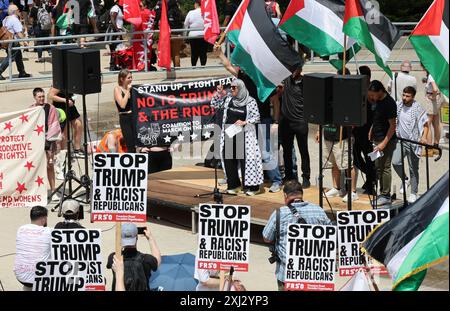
51, 94, 91, 216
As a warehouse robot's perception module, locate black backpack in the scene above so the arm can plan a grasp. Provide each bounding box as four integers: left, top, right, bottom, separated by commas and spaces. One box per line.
123, 253, 149, 291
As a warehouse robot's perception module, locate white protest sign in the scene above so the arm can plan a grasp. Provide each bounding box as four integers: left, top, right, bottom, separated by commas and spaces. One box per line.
337, 210, 390, 276
33, 229, 105, 291
284, 224, 337, 291
197, 204, 250, 272
92, 153, 148, 222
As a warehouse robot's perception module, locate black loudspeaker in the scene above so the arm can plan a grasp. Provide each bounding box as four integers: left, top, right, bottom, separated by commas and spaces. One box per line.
51, 45, 78, 90
66, 49, 101, 95
303, 73, 334, 125
332, 75, 368, 126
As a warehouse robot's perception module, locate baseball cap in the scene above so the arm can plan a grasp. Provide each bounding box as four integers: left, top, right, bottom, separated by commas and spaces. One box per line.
121, 223, 138, 247
400, 60, 412, 72
62, 200, 80, 215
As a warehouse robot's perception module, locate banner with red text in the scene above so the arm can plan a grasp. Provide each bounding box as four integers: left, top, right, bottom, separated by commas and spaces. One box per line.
132, 77, 233, 147
0, 107, 47, 207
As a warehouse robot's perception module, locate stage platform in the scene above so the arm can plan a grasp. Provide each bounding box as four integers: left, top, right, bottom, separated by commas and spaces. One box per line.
147, 166, 384, 232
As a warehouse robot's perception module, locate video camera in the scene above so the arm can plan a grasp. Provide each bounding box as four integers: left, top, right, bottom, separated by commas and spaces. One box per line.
268, 244, 280, 264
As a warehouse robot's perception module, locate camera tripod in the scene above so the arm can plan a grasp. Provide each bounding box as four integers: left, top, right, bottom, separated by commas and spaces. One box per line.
50, 94, 91, 216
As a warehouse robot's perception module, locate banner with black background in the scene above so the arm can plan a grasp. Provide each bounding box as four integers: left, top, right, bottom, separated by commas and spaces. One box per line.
132, 77, 233, 147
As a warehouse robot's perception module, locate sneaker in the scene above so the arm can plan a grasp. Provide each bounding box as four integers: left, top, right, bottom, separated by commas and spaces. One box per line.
269, 183, 281, 193
408, 193, 418, 203
73, 149, 85, 158
51, 192, 61, 202
245, 189, 259, 196
342, 192, 359, 203
399, 180, 410, 194
324, 188, 341, 198
218, 178, 227, 186
302, 178, 311, 189
376, 196, 392, 206
226, 187, 241, 195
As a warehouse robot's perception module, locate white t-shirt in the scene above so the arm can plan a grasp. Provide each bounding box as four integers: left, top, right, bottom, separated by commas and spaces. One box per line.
397, 104, 414, 139
194, 266, 220, 291
389, 71, 417, 101
184, 8, 204, 37
425, 74, 436, 94
14, 224, 52, 284
2, 15, 23, 38
110, 5, 124, 30
20, 0, 33, 6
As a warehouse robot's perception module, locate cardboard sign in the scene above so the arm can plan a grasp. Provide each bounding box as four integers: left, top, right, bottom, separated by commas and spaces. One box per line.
133, 77, 233, 146
33, 229, 104, 291
337, 210, 390, 276
197, 204, 250, 272
284, 224, 337, 291
0, 107, 47, 207
91, 153, 148, 222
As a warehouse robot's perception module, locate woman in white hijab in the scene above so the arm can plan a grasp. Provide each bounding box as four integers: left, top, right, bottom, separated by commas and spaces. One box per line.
211, 79, 264, 196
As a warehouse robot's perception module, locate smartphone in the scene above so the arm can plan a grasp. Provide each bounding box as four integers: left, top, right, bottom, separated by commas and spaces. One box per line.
137, 227, 146, 235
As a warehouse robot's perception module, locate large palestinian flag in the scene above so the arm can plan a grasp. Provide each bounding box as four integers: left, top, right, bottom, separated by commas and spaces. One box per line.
410, 0, 449, 98
362, 172, 449, 291
279, 0, 359, 57
343, 0, 400, 76
225, 0, 303, 102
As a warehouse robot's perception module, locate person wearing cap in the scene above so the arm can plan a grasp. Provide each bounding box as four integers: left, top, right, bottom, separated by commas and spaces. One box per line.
54, 200, 85, 229
106, 223, 161, 291
388, 60, 417, 102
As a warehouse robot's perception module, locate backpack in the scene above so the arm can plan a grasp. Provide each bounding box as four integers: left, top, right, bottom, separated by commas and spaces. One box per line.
97, 7, 111, 32
123, 253, 149, 291
38, 7, 52, 31
0, 24, 13, 49
43, 104, 51, 150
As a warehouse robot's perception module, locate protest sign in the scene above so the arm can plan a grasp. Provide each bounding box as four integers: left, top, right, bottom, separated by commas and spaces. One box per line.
33, 229, 104, 291
337, 210, 390, 276
284, 224, 337, 291
91, 153, 148, 222
197, 204, 250, 272
0, 107, 47, 207
133, 77, 233, 146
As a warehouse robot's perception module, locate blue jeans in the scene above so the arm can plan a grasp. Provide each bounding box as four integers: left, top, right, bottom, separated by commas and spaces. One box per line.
259, 118, 282, 185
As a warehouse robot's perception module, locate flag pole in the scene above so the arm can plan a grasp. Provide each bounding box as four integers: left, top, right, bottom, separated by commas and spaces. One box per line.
339, 35, 348, 147
115, 222, 122, 259
363, 256, 380, 291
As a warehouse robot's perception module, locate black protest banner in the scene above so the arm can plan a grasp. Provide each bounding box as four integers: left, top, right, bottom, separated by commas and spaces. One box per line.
92, 153, 148, 222
33, 229, 104, 291
133, 77, 233, 147
337, 210, 391, 276
284, 224, 337, 291
197, 204, 250, 272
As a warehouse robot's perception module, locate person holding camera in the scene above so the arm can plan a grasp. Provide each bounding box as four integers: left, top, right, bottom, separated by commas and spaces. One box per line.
262, 180, 333, 291
54, 200, 85, 229
106, 222, 161, 291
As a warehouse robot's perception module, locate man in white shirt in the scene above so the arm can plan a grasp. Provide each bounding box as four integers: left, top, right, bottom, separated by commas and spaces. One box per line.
388, 60, 417, 102
109, 0, 124, 71
392, 86, 429, 203
184, 0, 207, 66
0, 4, 31, 79
14, 206, 52, 291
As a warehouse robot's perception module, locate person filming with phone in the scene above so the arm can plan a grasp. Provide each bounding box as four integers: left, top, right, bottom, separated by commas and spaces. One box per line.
106, 223, 161, 291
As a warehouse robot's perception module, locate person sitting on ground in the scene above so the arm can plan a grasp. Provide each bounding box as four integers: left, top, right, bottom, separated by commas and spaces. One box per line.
14, 206, 52, 291
30, 87, 61, 202
54, 199, 85, 229
106, 223, 161, 291
96, 128, 128, 153
262, 180, 332, 291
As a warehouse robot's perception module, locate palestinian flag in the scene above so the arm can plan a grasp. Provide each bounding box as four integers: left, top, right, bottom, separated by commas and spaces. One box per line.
225, 0, 303, 102
279, 0, 360, 59
410, 0, 449, 98
343, 0, 400, 76
362, 172, 449, 291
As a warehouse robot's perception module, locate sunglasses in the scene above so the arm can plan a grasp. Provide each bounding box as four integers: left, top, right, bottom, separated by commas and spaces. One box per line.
230, 86, 237, 90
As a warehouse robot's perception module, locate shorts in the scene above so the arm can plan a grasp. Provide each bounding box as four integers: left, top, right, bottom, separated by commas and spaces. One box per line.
72, 24, 90, 35
424, 94, 443, 115
53, 102, 81, 122
323, 138, 352, 170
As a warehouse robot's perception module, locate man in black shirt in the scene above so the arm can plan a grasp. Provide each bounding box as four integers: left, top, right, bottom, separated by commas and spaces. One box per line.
54, 199, 85, 229
107, 223, 161, 291
280, 66, 311, 188
368, 80, 397, 206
